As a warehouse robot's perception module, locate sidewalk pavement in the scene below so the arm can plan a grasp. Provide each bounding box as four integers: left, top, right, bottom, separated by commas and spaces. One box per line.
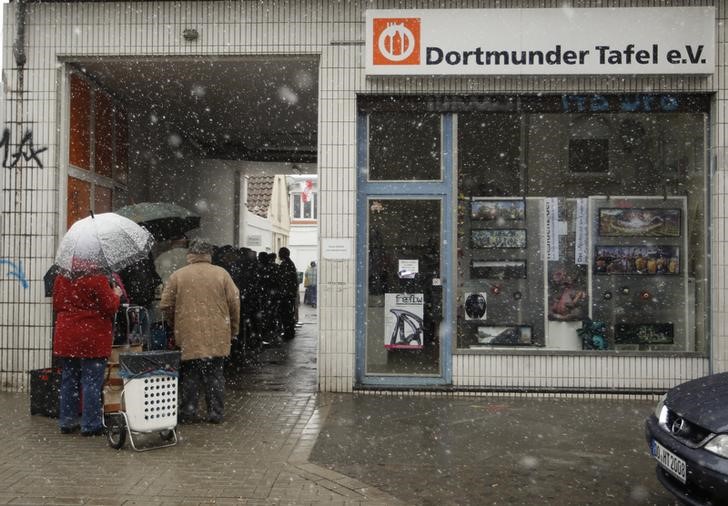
310, 394, 678, 505
0, 304, 678, 505
0, 389, 405, 505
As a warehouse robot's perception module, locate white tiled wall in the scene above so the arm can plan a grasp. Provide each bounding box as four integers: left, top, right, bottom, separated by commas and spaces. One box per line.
0, 0, 721, 392
453, 354, 710, 391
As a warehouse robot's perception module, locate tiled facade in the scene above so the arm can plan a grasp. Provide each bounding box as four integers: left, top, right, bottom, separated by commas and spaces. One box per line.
0, 0, 724, 392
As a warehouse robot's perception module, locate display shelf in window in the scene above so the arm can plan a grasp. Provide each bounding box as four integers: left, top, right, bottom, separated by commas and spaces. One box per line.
589, 195, 689, 352
456, 196, 545, 349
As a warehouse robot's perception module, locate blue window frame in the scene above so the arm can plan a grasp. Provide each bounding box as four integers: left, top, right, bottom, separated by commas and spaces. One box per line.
355, 111, 454, 386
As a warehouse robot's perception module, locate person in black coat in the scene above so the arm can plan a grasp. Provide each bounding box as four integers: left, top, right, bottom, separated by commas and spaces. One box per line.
212, 245, 250, 364
277, 247, 299, 340
239, 248, 261, 353
213, 245, 245, 290
117, 253, 161, 308
257, 252, 280, 346
116, 253, 162, 348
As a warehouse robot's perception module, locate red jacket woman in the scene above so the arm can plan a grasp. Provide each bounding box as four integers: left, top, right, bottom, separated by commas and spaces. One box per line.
53, 274, 121, 358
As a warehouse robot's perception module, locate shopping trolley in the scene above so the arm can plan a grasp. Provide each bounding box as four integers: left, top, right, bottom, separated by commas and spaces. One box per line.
104, 305, 146, 425
104, 350, 181, 451
114, 304, 151, 348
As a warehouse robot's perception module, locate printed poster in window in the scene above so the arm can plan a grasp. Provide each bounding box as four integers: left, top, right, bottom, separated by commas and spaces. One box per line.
575, 198, 588, 265
384, 293, 424, 350
548, 264, 588, 321
546, 198, 560, 261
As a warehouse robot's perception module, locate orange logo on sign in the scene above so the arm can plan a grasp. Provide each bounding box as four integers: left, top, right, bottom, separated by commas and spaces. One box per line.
372, 18, 420, 65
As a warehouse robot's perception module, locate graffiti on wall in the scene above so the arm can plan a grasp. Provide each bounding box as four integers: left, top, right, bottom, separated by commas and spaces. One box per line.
0, 128, 48, 169
0, 259, 29, 289
0, 126, 48, 291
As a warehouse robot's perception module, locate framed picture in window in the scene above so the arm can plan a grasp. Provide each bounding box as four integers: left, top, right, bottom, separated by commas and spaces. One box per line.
593, 245, 679, 275
615, 323, 674, 344
464, 292, 487, 321
598, 208, 681, 237
472, 229, 526, 249
471, 260, 526, 279
471, 198, 525, 223
475, 325, 533, 346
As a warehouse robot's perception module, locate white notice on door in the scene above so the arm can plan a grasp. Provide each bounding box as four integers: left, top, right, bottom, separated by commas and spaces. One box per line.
398, 259, 419, 279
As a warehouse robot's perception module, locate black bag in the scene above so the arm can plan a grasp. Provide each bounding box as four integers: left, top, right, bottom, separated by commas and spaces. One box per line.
113, 308, 129, 346
29, 368, 61, 417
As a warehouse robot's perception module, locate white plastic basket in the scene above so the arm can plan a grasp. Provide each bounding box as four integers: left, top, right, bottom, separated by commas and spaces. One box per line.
123, 375, 178, 432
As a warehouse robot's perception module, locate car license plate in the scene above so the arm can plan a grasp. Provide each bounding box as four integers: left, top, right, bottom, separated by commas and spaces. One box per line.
653, 439, 687, 483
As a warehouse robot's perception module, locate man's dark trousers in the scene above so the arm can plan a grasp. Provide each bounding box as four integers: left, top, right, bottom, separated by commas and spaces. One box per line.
179, 357, 225, 422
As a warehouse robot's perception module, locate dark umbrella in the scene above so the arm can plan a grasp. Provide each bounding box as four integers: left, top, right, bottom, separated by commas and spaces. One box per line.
115, 202, 201, 241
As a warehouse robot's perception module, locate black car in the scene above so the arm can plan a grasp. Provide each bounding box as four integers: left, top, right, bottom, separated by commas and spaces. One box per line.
645, 372, 728, 505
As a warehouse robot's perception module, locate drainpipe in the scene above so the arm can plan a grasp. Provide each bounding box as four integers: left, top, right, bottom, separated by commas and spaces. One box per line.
13, 0, 27, 68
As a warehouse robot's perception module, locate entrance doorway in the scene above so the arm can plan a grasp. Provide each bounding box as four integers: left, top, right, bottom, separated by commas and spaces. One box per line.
62, 55, 320, 390
365, 198, 442, 375
355, 111, 454, 386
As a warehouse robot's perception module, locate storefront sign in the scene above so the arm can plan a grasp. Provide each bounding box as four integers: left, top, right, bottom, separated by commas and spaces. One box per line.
365, 7, 714, 76
384, 293, 425, 349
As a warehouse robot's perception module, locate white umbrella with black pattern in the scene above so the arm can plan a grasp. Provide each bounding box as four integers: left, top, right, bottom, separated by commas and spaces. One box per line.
54, 212, 154, 277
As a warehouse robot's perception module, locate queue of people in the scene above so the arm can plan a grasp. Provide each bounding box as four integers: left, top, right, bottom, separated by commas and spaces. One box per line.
213, 245, 302, 351
114, 239, 304, 355
51, 233, 305, 433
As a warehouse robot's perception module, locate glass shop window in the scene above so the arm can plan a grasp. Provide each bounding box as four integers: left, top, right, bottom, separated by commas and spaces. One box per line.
456, 95, 709, 354
368, 111, 442, 181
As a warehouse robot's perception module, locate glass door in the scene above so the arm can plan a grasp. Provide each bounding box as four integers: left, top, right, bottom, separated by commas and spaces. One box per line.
355, 109, 453, 386
364, 198, 443, 376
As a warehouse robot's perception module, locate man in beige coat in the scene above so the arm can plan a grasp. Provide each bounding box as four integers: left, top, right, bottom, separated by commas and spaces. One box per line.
160, 239, 240, 424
